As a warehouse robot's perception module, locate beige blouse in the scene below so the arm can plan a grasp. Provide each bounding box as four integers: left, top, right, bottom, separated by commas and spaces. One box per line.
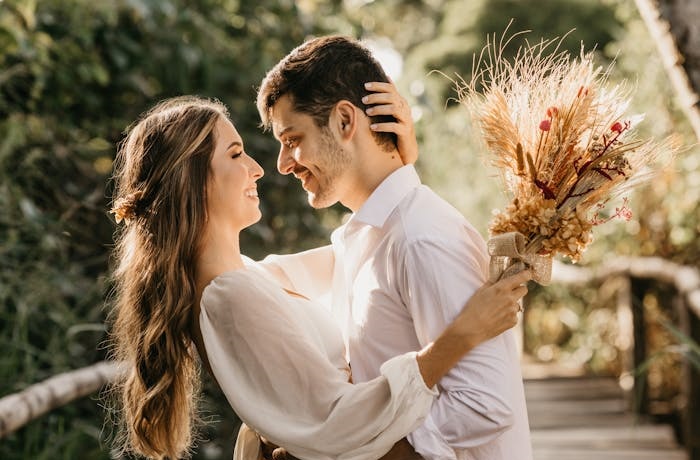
199, 267, 437, 460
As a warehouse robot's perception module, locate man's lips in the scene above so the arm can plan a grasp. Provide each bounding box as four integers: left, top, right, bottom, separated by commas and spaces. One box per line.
293, 168, 312, 188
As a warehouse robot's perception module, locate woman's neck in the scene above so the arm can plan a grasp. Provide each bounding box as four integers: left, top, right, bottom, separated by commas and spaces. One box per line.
195, 225, 245, 294
191, 223, 245, 390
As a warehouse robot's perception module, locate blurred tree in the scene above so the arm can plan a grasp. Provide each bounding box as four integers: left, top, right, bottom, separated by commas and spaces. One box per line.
594, 0, 700, 268
654, 0, 700, 104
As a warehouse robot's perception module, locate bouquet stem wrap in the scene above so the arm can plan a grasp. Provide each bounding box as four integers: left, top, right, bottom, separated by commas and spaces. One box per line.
488, 232, 552, 285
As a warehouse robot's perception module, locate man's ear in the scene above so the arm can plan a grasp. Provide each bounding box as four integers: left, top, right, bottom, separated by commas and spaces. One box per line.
330, 100, 357, 141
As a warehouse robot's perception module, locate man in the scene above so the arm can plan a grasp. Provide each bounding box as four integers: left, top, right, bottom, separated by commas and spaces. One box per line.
256, 35, 532, 460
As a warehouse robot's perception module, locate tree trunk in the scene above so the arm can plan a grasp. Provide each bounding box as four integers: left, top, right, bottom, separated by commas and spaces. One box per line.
659, 0, 700, 94
635, 0, 700, 141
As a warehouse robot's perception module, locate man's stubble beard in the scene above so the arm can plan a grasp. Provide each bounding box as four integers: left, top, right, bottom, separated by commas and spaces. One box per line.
307, 128, 352, 209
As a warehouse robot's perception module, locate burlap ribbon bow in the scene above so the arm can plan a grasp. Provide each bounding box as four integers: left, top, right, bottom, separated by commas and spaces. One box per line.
487, 232, 551, 285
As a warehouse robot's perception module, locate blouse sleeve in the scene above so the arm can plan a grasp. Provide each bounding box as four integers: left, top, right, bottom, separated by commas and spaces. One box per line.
199, 272, 436, 460
259, 245, 335, 302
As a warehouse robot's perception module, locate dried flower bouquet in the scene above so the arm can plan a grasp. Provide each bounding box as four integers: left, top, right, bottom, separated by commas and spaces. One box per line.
455, 32, 676, 284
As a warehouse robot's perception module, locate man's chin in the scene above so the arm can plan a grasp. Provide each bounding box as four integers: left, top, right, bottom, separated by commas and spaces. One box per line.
307, 192, 336, 209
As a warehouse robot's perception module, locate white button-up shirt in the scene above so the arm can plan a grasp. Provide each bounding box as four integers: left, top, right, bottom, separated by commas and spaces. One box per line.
264, 165, 532, 460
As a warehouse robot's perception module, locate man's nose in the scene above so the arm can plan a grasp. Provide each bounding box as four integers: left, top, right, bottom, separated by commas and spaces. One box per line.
277, 147, 295, 175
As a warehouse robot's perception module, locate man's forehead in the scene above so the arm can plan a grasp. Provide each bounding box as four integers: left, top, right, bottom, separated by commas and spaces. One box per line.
269, 96, 290, 132
270, 115, 292, 139
271, 97, 310, 137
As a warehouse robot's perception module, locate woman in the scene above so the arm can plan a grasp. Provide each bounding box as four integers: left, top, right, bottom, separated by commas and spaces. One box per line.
108, 92, 530, 460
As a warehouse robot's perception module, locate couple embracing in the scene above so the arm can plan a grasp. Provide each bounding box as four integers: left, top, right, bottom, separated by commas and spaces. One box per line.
109, 35, 533, 460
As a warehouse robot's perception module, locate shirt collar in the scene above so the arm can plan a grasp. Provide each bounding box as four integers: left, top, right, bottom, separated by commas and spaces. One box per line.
351, 164, 421, 228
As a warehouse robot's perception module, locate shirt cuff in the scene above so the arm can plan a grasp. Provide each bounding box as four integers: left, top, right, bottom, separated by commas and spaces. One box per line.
379, 351, 439, 399
407, 414, 457, 460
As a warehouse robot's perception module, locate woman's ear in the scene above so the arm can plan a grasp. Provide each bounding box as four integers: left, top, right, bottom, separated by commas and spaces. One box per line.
330, 100, 357, 141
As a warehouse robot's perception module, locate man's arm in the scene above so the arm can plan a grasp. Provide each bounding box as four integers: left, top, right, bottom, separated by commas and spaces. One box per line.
399, 233, 518, 457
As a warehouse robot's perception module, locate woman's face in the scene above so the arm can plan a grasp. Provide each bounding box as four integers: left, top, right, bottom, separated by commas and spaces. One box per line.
206, 117, 264, 231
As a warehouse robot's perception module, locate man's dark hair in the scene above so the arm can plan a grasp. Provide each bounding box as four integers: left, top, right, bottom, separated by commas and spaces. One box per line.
257, 35, 397, 151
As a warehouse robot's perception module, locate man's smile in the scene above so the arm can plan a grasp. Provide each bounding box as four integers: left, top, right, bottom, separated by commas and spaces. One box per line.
293, 168, 314, 189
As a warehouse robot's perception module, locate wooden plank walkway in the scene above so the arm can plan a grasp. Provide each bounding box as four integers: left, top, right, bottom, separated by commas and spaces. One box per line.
524, 377, 687, 460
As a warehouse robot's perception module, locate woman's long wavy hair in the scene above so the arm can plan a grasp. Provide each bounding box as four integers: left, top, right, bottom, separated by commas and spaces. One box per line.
108, 96, 228, 459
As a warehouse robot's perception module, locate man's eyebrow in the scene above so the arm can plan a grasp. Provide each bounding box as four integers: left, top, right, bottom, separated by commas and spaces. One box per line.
275, 126, 294, 139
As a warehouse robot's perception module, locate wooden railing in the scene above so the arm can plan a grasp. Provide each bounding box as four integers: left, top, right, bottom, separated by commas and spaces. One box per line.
549, 257, 700, 460
1, 256, 699, 458
0, 360, 120, 438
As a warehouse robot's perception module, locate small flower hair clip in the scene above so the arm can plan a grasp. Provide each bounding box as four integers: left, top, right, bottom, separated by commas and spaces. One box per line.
110, 190, 144, 224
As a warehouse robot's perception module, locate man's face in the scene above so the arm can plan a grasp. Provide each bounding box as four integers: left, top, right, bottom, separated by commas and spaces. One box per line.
271, 94, 351, 209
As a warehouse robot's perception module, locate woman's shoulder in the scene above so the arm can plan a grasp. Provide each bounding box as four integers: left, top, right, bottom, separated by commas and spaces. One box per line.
201, 269, 278, 315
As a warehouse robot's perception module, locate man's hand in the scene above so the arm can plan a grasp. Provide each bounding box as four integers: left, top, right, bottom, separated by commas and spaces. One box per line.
260, 437, 301, 460
378, 438, 424, 460
270, 448, 300, 460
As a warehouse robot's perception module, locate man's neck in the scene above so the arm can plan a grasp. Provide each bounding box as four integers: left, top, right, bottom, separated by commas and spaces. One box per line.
341, 147, 405, 212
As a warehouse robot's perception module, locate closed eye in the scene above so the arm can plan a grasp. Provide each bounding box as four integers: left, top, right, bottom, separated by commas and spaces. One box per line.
226, 140, 244, 158
285, 138, 298, 149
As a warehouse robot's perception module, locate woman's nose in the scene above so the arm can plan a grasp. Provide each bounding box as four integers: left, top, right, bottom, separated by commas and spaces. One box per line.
249, 155, 264, 179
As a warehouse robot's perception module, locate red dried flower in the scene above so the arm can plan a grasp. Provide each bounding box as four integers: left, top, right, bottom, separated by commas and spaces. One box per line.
611, 121, 623, 133
539, 119, 551, 131
546, 106, 558, 117
615, 199, 633, 221
619, 207, 633, 221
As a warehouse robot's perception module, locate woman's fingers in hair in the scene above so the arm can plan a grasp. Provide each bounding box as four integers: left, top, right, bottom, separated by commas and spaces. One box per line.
363, 82, 409, 121
364, 81, 395, 93
369, 121, 407, 135
366, 104, 407, 120
362, 90, 401, 107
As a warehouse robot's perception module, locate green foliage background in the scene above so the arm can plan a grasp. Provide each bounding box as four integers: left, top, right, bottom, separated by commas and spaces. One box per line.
1, 0, 697, 458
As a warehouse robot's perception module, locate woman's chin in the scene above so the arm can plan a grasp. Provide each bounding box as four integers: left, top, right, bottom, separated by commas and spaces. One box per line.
245, 210, 263, 228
